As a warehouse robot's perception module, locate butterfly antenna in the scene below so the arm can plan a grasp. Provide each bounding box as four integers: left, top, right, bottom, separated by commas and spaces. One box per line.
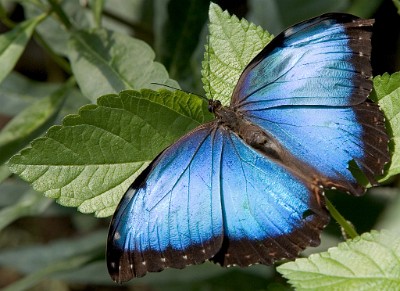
150, 82, 208, 103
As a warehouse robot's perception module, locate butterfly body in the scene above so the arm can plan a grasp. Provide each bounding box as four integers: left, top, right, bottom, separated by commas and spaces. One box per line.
212, 99, 323, 186
107, 13, 390, 283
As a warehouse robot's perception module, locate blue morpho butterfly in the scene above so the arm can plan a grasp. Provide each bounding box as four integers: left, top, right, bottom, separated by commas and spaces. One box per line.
107, 13, 390, 282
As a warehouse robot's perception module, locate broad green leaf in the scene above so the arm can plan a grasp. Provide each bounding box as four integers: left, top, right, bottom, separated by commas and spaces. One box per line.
0, 79, 74, 164
202, 3, 273, 106
0, 14, 45, 84
278, 230, 400, 290
8, 89, 212, 217
68, 28, 179, 101
370, 72, 400, 180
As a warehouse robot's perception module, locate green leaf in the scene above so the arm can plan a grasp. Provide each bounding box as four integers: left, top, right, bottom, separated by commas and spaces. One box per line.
370, 72, 400, 180
0, 14, 45, 84
8, 89, 212, 217
0, 79, 73, 164
202, 3, 273, 106
68, 28, 179, 101
277, 230, 400, 290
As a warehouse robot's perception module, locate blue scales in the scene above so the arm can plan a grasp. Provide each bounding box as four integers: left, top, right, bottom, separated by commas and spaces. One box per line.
107, 13, 390, 283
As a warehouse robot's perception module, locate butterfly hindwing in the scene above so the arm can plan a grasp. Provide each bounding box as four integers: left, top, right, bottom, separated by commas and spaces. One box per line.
243, 103, 388, 195
210, 129, 328, 267
107, 123, 329, 282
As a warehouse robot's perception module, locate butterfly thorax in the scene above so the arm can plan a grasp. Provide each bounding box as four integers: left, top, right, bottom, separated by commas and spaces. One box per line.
210, 99, 283, 162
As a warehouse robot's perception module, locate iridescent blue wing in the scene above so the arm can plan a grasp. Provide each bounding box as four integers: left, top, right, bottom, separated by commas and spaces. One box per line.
232, 13, 389, 194
107, 124, 223, 282
232, 14, 373, 108
243, 104, 388, 194
107, 123, 328, 282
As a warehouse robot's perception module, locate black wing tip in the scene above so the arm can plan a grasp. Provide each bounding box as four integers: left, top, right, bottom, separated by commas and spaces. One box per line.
355, 101, 391, 184
107, 237, 223, 283
330, 101, 391, 196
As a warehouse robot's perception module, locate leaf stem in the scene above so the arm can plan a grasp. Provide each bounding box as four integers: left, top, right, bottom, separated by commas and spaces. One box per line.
47, 0, 72, 30
326, 197, 359, 239
33, 32, 72, 75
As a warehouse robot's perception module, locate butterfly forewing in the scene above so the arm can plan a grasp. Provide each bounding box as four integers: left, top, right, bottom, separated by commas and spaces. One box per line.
107, 124, 224, 282
232, 14, 373, 109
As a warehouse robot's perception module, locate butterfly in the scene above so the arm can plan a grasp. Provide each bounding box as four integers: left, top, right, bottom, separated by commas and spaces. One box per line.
107, 13, 390, 283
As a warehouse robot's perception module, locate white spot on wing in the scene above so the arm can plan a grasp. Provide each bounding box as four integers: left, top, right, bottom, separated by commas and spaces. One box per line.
114, 231, 121, 240
284, 27, 295, 36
